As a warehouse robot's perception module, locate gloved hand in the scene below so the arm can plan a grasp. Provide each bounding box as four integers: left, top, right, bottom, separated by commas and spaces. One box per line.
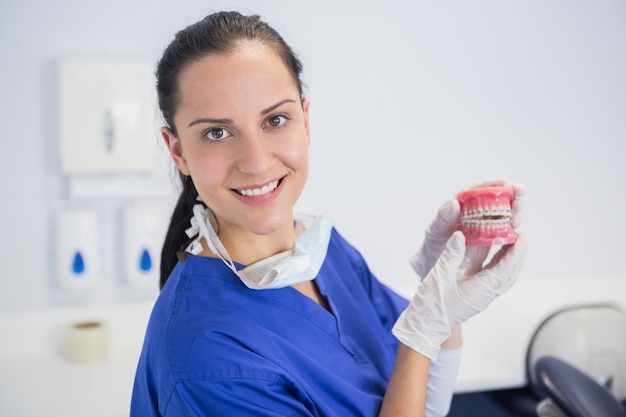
393, 231, 529, 361
410, 178, 524, 279
409, 199, 460, 279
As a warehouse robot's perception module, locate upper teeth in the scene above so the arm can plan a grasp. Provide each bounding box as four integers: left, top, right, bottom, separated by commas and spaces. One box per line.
460, 206, 512, 220
237, 180, 279, 197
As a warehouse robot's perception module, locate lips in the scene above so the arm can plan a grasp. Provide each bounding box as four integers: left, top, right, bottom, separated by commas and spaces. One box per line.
456, 186, 518, 246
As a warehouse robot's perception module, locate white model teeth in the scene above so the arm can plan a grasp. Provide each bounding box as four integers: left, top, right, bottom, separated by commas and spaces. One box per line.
459, 218, 512, 228
238, 180, 279, 197
459, 206, 512, 221
459, 203, 514, 228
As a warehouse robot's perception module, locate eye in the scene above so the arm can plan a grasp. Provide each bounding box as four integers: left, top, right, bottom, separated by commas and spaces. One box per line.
203, 127, 232, 142
264, 114, 289, 129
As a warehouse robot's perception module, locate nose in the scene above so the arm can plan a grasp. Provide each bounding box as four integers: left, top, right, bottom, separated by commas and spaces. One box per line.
236, 130, 273, 176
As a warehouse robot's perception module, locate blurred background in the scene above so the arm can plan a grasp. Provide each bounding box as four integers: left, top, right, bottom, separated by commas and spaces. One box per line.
0, 0, 624, 415
2, 0, 625, 308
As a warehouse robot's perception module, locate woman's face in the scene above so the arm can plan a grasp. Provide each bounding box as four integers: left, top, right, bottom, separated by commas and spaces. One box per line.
163, 43, 310, 247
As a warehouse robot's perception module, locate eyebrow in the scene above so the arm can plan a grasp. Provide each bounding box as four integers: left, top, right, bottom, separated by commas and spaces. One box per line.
187, 99, 298, 128
260, 99, 297, 116
188, 117, 233, 127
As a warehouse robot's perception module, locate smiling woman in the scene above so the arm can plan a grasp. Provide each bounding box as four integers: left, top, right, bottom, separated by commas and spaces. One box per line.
162, 46, 311, 264
130, 10, 528, 417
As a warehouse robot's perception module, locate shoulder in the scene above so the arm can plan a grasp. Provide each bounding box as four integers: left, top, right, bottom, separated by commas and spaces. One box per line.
140, 256, 252, 367
322, 227, 409, 311
328, 227, 368, 265
324, 227, 373, 281
158, 260, 294, 371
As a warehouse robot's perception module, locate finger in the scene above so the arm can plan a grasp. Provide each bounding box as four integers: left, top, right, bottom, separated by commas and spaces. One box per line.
484, 233, 529, 275
411, 203, 462, 279
467, 236, 528, 297
465, 178, 525, 201
428, 199, 460, 236
438, 198, 460, 222
511, 212, 522, 228
436, 231, 467, 271
466, 177, 512, 190
484, 244, 510, 270
460, 245, 490, 277
512, 182, 525, 198
511, 185, 524, 227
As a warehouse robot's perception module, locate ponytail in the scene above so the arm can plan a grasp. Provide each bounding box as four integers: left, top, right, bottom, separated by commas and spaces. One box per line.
159, 174, 200, 289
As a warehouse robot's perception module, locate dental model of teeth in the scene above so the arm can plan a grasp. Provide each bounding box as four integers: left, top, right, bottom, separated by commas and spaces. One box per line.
456, 186, 518, 246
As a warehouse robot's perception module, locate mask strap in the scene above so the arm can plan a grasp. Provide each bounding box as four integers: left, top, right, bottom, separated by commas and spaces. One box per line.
185, 204, 240, 276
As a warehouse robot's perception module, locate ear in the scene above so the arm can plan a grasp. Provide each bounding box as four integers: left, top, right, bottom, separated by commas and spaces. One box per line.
301, 98, 311, 145
161, 127, 191, 176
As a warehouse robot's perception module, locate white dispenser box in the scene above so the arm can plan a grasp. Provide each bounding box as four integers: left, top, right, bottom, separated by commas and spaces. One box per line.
123, 202, 168, 287
57, 57, 158, 174
56, 207, 99, 290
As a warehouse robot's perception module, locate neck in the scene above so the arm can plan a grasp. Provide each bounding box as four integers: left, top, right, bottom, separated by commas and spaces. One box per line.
200, 218, 297, 266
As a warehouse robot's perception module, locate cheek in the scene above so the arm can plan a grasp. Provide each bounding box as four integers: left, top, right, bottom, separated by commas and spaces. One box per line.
284, 140, 309, 175
186, 153, 227, 191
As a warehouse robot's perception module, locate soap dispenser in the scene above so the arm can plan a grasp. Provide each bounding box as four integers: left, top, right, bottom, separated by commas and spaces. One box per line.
122, 202, 168, 287
56, 207, 99, 290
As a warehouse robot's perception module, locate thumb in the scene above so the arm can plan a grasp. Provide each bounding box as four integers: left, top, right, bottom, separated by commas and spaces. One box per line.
429, 199, 461, 235
433, 231, 466, 275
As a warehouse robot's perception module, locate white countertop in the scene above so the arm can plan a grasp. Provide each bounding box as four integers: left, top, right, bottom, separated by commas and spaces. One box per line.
0, 301, 154, 417
1, 275, 624, 415
1, 352, 139, 417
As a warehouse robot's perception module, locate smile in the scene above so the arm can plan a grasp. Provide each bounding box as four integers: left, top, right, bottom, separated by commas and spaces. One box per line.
233, 178, 282, 197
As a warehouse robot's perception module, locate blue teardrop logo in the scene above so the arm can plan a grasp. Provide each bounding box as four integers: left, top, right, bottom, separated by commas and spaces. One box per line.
139, 248, 152, 272
72, 251, 85, 275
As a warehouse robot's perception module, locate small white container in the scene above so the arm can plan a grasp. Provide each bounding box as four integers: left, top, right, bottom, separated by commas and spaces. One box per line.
65, 321, 110, 364
122, 202, 168, 287
56, 207, 99, 290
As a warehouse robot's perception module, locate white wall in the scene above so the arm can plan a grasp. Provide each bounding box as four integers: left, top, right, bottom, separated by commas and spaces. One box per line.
1, 0, 625, 309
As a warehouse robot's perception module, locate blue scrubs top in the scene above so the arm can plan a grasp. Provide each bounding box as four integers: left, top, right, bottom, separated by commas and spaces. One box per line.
131, 228, 409, 416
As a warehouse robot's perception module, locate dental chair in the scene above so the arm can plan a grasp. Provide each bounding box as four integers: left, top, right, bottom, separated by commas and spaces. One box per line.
533, 355, 625, 417
490, 304, 626, 417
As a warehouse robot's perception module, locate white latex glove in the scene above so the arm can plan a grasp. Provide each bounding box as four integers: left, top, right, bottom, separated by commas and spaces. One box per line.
409, 199, 460, 279
393, 231, 529, 361
410, 177, 524, 279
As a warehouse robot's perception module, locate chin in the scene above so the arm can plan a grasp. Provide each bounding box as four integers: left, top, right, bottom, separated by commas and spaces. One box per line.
245, 211, 294, 237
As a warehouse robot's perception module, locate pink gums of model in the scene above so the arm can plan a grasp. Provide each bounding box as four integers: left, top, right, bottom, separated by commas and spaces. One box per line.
456, 186, 518, 246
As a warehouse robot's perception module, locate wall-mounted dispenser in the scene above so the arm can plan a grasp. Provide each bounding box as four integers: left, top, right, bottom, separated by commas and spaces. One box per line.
52, 56, 175, 298
56, 207, 99, 290
122, 202, 169, 288
57, 57, 158, 174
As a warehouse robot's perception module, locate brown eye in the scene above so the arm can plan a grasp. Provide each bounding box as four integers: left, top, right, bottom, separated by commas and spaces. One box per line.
265, 114, 288, 129
211, 128, 224, 139
268, 116, 282, 127
204, 127, 231, 142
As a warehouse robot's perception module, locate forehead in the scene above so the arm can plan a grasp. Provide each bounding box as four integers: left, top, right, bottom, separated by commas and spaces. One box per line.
175, 43, 299, 114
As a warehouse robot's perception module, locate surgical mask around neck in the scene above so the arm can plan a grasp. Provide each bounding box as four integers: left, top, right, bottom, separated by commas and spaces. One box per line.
185, 204, 333, 290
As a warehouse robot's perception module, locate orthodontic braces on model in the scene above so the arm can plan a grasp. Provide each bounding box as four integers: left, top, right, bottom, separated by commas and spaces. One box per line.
456, 186, 518, 246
